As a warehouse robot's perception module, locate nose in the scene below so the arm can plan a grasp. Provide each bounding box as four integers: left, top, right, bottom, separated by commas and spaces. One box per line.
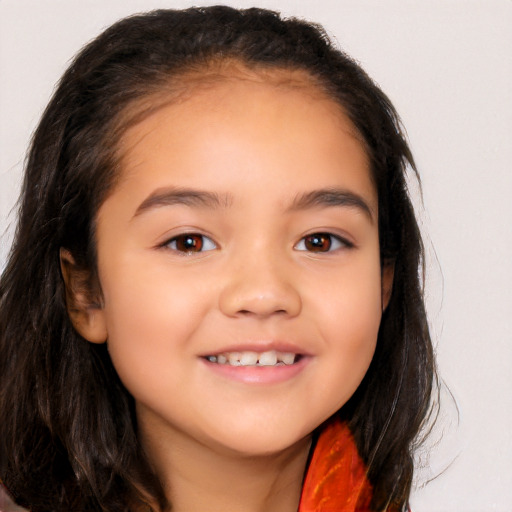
218, 252, 302, 319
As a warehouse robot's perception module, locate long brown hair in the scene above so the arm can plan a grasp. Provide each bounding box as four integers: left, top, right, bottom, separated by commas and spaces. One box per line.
0, 7, 435, 511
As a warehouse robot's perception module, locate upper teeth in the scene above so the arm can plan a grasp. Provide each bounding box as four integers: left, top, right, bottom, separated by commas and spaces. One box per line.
206, 350, 296, 366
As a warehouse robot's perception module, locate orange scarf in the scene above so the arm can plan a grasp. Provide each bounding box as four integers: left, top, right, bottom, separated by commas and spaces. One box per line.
298, 418, 373, 512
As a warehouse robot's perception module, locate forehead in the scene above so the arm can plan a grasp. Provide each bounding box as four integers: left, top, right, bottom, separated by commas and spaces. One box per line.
109, 66, 375, 212
117, 62, 363, 154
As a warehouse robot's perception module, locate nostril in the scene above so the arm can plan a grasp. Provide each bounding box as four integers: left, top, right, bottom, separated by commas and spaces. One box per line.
237, 307, 288, 316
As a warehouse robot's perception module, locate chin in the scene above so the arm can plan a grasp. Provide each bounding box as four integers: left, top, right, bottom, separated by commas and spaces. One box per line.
204, 423, 315, 459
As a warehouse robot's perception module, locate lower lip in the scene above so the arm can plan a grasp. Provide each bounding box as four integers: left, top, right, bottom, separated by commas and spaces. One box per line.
200, 356, 310, 384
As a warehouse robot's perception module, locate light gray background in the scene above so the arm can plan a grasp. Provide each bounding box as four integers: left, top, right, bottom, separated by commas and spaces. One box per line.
1, 1, 511, 511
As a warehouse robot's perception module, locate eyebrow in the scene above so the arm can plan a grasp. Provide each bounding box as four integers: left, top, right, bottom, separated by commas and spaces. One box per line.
132, 187, 233, 218
132, 186, 374, 222
288, 188, 375, 222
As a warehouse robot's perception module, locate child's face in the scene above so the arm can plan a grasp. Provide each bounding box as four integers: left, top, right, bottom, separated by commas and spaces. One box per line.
85, 72, 389, 457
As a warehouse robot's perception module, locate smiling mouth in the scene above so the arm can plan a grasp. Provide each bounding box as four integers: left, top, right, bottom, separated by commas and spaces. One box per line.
203, 350, 301, 367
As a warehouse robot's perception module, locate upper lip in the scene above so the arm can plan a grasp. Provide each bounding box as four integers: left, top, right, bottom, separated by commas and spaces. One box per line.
199, 341, 312, 357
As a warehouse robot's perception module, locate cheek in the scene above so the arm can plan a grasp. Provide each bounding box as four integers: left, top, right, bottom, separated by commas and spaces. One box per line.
315, 251, 383, 330
312, 257, 382, 394
97, 261, 210, 392
100, 251, 208, 333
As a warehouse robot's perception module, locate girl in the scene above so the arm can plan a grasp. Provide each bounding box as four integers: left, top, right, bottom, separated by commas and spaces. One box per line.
0, 6, 435, 512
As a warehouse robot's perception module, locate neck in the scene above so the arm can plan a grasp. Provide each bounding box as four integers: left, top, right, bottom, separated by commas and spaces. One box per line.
139, 417, 312, 512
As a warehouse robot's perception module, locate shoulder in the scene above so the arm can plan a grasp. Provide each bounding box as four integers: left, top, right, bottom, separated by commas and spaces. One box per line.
0, 485, 29, 512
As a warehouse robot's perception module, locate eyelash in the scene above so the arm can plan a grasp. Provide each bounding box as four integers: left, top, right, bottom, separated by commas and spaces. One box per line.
294, 232, 353, 253
162, 231, 352, 255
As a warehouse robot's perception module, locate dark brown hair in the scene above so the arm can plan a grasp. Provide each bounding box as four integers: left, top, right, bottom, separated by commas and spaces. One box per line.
0, 6, 435, 511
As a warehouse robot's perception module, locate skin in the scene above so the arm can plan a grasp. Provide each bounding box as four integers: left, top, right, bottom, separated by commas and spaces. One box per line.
63, 71, 392, 512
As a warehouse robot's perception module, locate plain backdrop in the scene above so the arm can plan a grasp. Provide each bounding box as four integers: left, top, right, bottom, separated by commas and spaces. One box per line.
1, 1, 511, 511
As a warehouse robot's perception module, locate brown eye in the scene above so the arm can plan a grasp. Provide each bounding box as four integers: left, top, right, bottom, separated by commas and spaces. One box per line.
175, 234, 203, 252
295, 232, 349, 253
303, 233, 332, 252
166, 234, 216, 253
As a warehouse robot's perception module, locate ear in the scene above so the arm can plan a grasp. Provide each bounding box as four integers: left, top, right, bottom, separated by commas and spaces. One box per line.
381, 260, 395, 311
60, 248, 107, 344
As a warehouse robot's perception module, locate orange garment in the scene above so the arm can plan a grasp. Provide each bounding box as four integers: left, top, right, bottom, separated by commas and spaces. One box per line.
298, 418, 373, 512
